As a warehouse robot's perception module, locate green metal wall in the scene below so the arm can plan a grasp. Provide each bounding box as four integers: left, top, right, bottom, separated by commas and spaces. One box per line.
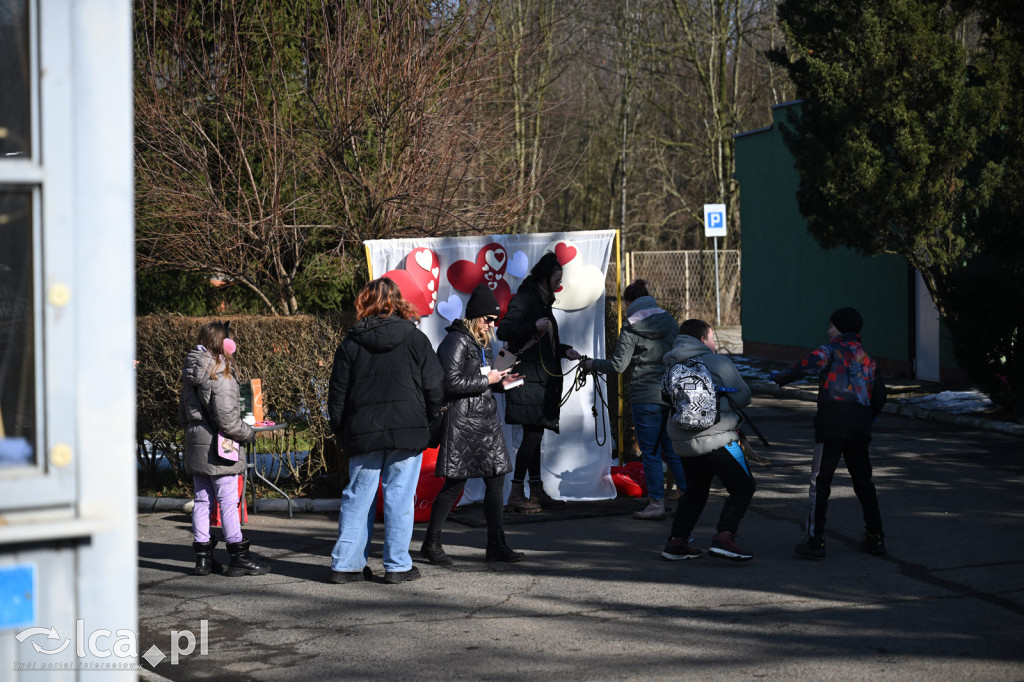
734, 103, 910, 363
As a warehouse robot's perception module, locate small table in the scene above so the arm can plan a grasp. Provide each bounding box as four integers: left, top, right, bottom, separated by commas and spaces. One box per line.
243, 423, 293, 519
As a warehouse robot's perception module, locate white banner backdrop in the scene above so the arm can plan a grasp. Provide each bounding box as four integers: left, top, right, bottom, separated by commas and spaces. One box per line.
364, 230, 618, 502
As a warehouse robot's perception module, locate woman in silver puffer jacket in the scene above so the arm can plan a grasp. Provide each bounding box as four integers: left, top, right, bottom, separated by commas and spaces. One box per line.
178, 321, 268, 577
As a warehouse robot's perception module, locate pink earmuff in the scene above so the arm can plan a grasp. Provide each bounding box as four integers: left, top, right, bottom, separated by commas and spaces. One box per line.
223, 338, 237, 355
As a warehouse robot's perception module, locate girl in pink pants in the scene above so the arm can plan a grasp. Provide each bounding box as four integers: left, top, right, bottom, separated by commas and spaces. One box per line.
178, 321, 269, 577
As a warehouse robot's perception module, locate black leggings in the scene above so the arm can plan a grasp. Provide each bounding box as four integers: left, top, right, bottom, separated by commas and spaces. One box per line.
512, 425, 545, 483
428, 475, 506, 534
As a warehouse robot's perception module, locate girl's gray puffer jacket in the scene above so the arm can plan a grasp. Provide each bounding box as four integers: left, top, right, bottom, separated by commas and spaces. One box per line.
178, 348, 256, 477
591, 295, 677, 405
662, 334, 750, 457
435, 321, 512, 480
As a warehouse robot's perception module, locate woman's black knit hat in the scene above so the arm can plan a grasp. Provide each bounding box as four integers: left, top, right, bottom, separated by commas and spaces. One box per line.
466, 284, 500, 319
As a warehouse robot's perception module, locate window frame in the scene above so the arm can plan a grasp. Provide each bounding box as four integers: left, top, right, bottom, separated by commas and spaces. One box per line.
0, 0, 78, 508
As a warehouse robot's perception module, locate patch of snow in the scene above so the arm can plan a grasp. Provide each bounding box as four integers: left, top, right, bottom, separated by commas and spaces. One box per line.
897, 390, 996, 414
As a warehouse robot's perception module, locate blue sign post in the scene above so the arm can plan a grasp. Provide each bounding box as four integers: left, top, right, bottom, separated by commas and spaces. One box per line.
703, 204, 727, 326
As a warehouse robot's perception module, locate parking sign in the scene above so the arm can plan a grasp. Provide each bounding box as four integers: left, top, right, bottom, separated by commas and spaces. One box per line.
703, 204, 727, 237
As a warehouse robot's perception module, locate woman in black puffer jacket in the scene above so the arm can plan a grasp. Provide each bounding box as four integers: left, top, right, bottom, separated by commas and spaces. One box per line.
421, 285, 526, 565
496, 253, 582, 512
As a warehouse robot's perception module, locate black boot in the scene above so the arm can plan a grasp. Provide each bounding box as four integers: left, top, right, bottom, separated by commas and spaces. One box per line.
225, 539, 270, 577
506, 481, 541, 513
420, 529, 453, 566
192, 540, 223, 576
529, 480, 566, 509
486, 529, 525, 563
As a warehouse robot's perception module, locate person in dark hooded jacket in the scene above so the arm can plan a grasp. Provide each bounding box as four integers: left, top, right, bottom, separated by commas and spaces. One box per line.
420, 285, 526, 566
496, 253, 583, 512
585, 279, 685, 520
771, 307, 888, 560
327, 278, 444, 585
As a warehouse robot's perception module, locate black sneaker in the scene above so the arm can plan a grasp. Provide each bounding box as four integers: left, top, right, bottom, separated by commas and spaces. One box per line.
859, 532, 886, 556
709, 531, 753, 561
383, 566, 421, 584
661, 536, 702, 561
794, 536, 826, 560
330, 566, 373, 584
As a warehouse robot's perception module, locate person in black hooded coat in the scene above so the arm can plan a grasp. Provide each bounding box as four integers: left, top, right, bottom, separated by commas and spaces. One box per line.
327, 278, 444, 585
496, 253, 582, 512
420, 285, 526, 565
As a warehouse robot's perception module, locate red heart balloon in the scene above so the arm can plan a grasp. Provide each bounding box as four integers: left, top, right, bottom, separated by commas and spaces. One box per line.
554, 242, 577, 266
381, 269, 432, 316
446, 258, 484, 294
403, 248, 440, 301
381, 248, 440, 317
447, 242, 513, 318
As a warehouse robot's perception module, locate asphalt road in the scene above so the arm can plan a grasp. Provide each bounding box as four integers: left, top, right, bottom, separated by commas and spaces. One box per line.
137, 395, 1024, 681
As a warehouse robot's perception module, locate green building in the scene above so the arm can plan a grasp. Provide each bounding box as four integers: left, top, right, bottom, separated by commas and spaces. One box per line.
734, 102, 958, 381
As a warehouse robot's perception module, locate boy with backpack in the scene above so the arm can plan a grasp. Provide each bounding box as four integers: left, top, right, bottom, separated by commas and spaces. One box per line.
660, 319, 755, 562
770, 307, 888, 559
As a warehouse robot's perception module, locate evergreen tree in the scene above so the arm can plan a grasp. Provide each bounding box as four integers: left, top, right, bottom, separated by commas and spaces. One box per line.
772, 1, 1023, 409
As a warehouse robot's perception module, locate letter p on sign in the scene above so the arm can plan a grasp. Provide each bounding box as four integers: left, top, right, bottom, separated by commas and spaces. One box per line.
703, 204, 727, 238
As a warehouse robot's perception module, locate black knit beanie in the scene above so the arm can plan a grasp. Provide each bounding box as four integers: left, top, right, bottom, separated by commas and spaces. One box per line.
830, 307, 863, 334
465, 284, 500, 319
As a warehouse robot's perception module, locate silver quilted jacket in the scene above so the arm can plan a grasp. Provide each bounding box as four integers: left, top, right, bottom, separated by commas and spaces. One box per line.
178, 348, 255, 477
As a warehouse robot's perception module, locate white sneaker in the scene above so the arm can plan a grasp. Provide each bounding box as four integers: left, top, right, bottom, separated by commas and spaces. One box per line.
632, 499, 666, 520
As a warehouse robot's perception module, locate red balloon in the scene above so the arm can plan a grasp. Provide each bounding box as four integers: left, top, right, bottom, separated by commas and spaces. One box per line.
374, 447, 458, 523
446, 242, 513, 318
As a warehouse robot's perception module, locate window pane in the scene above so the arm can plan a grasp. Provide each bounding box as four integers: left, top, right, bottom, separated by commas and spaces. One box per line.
0, 0, 32, 159
0, 189, 35, 467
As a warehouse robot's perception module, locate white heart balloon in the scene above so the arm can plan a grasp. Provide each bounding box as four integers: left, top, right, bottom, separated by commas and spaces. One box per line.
484, 248, 506, 271
553, 263, 605, 311
414, 249, 432, 272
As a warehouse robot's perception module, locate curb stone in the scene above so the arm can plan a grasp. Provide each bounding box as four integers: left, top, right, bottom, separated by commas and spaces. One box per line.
137, 496, 340, 514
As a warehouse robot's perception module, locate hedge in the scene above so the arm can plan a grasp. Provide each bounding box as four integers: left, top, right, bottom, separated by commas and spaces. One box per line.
136, 313, 354, 495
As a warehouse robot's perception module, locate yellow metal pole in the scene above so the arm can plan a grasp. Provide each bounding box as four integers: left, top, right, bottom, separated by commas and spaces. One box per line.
615, 230, 624, 465
364, 243, 374, 280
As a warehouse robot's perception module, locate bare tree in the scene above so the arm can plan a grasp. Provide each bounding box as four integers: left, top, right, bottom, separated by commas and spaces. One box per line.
134, 0, 540, 314
483, 0, 583, 232
534, 1, 791, 251
636, 0, 788, 249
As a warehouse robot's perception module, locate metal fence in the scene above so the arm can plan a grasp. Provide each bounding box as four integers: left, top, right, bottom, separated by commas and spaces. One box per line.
607, 250, 741, 326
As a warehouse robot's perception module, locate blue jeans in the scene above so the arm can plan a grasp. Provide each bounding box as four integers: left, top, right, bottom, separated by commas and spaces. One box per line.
632, 403, 686, 502
331, 449, 423, 573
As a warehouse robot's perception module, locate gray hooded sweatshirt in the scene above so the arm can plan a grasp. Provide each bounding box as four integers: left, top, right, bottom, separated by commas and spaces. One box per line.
661, 333, 750, 456
592, 296, 678, 404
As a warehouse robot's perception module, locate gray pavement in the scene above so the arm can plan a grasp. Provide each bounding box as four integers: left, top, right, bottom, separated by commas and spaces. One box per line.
137, 395, 1024, 681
